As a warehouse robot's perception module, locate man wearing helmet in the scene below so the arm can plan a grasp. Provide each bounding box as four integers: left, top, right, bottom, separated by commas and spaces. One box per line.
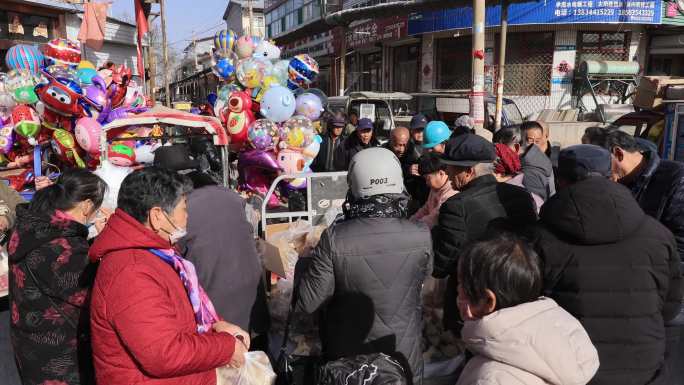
297, 147, 432, 384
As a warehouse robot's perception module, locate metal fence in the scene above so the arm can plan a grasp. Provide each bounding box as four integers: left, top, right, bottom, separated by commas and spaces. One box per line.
488, 64, 553, 96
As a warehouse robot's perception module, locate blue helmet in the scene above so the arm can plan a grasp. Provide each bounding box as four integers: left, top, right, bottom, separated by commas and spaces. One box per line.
423, 121, 451, 148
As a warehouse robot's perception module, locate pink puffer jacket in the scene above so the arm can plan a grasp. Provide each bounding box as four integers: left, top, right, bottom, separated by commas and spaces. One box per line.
411, 181, 457, 229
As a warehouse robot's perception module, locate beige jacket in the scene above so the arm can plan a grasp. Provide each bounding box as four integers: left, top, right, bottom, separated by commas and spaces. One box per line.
456, 297, 599, 385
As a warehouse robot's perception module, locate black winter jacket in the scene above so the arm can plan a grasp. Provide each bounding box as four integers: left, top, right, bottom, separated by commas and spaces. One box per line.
624, 150, 684, 262
333, 134, 380, 171
297, 217, 432, 384
536, 177, 684, 385
432, 175, 537, 278
311, 133, 345, 173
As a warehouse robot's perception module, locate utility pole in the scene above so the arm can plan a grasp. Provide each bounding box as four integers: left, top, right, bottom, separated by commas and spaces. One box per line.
160, 0, 171, 107
193, 30, 198, 69
248, 0, 254, 36
339, 26, 346, 96
471, 0, 487, 137
494, 0, 509, 132
148, 13, 157, 106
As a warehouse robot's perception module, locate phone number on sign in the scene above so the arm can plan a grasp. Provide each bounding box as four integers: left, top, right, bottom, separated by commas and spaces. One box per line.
572, 8, 654, 16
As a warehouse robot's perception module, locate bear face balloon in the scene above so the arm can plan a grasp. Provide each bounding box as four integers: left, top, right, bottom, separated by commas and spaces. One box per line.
225, 91, 255, 146
253, 40, 281, 61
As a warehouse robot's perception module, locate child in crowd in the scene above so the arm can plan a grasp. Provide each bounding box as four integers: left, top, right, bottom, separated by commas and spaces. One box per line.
410, 152, 457, 228
455, 233, 600, 385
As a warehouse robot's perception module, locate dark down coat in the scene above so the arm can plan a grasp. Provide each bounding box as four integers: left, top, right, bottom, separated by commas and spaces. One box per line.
536, 177, 684, 385
296, 217, 432, 384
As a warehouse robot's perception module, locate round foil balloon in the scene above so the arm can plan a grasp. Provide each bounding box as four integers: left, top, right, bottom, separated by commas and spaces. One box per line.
4, 70, 38, 104
212, 54, 236, 80
295, 92, 324, 121
281, 116, 315, 149
270, 60, 290, 86
236, 58, 268, 89
75, 117, 102, 154
5, 44, 44, 75
218, 83, 243, 101
214, 29, 238, 54
288, 54, 319, 89
43, 38, 81, 67
247, 119, 278, 151
235, 36, 255, 59
108, 142, 136, 167
52, 128, 86, 168
260, 85, 295, 123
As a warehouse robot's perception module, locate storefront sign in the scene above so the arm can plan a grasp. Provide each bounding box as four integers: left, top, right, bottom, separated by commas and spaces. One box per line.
409, 0, 662, 35
333, 16, 408, 54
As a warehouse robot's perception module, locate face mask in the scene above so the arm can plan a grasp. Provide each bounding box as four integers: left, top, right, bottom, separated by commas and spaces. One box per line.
161, 212, 187, 244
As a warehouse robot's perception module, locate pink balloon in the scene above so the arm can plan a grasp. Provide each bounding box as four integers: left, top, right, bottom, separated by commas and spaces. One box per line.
75, 117, 102, 154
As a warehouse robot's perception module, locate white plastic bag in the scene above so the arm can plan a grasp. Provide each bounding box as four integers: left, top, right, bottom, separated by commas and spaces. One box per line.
216, 351, 276, 385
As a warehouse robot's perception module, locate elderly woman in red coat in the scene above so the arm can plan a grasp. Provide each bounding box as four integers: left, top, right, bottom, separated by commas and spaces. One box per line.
89, 167, 248, 385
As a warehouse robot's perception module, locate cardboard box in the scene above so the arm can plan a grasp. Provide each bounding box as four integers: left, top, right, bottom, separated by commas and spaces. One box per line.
634, 76, 684, 109
633, 88, 663, 110
262, 223, 308, 278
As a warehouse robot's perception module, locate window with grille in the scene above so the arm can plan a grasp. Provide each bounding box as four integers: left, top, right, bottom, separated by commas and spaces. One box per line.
435, 37, 472, 90
492, 32, 554, 96
576, 32, 631, 66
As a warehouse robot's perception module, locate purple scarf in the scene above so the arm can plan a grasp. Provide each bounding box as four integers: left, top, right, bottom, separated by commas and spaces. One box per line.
148, 248, 219, 333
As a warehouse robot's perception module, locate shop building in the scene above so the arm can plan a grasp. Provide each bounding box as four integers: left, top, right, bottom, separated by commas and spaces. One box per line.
223, 0, 266, 38
647, 1, 684, 76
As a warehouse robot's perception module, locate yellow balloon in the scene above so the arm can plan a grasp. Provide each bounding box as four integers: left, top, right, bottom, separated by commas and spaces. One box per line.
287, 128, 305, 148
78, 60, 96, 70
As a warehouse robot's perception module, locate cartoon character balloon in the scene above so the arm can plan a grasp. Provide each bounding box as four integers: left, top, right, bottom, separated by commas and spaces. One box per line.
277, 148, 307, 188
4, 70, 38, 104
260, 85, 295, 123
224, 91, 255, 146
42, 38, 81, 67
288, 54, 319, 89
253, 40, 281, 61
85, 75, 108, 111
236, 36, 256, 59
214, 29, 238, 54
295, 92, 324, 121
236, 58, 268, 89
75, 117, 102, 154
11, 104, 41, 145
248, 119, 278, 151
34, 69, 91, 129
303, 135, 322, 168
108, 65, 132, 109
5, 44, 44, 75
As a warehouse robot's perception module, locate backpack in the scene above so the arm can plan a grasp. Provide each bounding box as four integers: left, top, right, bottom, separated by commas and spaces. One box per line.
318, 353, 409, 385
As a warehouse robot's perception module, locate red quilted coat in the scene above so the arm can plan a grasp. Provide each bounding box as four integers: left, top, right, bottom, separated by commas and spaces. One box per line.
89, 209, 236, 385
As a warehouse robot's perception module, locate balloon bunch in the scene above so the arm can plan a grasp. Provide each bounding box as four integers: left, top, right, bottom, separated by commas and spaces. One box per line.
0, 38, 149, 179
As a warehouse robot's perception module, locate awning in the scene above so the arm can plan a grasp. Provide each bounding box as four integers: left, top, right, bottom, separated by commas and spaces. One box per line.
102, 105, 228, 146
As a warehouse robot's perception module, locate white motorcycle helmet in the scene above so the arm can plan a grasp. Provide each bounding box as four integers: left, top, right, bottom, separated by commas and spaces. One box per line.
347, 147, 404, 199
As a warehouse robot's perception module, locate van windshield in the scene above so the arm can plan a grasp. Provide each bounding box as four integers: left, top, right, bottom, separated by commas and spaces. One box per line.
349, 100, 392, 133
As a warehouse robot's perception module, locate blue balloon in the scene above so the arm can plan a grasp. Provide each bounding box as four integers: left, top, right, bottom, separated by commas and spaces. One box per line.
207, 92, 217, 106
260, 85, 296, 123
212, 57, 235, 80
77, 67, 98, 85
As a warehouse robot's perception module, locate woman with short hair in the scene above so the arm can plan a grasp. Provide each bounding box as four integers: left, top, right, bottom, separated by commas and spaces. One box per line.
89, 167, 248, 385
9, 169, 107, 385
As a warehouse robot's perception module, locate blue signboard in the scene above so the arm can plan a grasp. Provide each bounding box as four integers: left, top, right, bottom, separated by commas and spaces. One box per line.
408, 1, 662, 35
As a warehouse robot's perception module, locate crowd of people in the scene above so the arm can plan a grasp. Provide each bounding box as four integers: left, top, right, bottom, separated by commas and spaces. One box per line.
1, 110, 683, 385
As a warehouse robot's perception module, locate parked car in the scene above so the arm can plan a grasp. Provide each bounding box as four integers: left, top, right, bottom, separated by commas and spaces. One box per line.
394, 91, 525, 132
328, 92, 412, 142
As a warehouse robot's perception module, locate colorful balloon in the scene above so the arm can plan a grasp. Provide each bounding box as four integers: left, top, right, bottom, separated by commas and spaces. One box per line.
5, 45, 44, 75
295, 92, 324, 121
236, 58, 269, 89
218, 83, 243, 101
281, 116, 315, 149
236, 36, 256, 59
52, 129, 86, 168
288, 54, 319, 89
260, 85, 295, 123
212, 54, 236, 80
34, 68, 90, 119
4, 70, 38, 104
248, 119, 278, 151
271, 60, 290, 86
214, 29, 238, 54
42, 38, 81, 67
0, 120, 14, 154
108, 142, 136, 167
11, 104, 41, 145
75, 117, 102, 154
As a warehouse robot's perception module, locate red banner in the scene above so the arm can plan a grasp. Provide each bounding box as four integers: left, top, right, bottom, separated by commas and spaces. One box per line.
332, 16, 408, 54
